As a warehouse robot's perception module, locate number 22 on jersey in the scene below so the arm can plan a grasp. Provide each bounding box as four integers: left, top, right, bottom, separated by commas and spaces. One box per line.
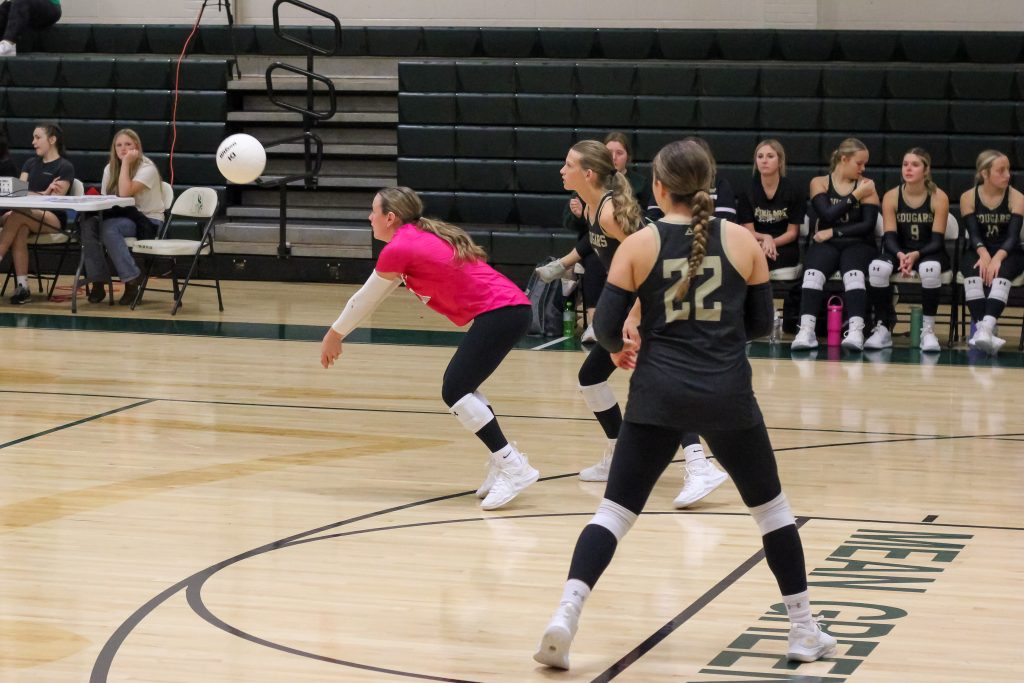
663, 256, 723, 322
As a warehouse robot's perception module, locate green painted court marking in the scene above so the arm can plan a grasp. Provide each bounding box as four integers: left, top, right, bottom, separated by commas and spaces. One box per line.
2, 312, 1023, 368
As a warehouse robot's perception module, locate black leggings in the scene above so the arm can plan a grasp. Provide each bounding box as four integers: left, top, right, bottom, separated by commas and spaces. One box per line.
801, 240, 875, 319
0, 0, 61, 43
441, 304, 531, 452
441, 304, 530, 405
567, 419, 807, 596
605, 421, 782, 513
578, 344, 700, 452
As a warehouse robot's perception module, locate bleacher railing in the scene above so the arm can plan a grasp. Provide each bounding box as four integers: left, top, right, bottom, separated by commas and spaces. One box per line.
257, 0, 340, 258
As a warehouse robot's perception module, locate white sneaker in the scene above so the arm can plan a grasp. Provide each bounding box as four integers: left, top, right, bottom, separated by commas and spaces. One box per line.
863, 322, 892, 349
580, 324, 596, 343
535, 260, 569, 283
0, 40, 15, 57
579, 442, 614, 482
480, 453, 539, 510
969, 325, 1002, 355
841, 319, 865, 351
787, 620, 837, 663
790, 324, 818, 350
534, 603, 580, 670
920, 326, 940, 352
475, 459, 497, 498
673, 458, 729, 508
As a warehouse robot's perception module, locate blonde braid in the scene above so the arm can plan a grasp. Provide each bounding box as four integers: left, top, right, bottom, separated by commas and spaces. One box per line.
674, 190, 714, 302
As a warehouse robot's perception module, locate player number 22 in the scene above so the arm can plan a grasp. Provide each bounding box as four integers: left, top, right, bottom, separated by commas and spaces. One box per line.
663, 256, 723, 322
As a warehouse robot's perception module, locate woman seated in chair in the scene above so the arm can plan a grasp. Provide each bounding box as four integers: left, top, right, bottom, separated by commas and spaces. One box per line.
738, 139, 805, 275
0, 122, 74, 305
790, 137, 880, 351
82, 128, 165, 305
957, 149, 1024, 354
864, 148, 950, 353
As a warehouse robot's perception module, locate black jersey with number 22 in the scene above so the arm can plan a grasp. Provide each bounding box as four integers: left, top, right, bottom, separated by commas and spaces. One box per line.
624, 218, 763, 431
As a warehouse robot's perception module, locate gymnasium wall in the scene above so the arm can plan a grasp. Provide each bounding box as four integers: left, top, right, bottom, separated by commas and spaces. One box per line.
60, 0, 1024, 32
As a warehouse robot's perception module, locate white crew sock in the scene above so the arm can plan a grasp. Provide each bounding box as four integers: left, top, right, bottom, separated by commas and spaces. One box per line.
491, 443, 524, 468
683, 442, 706, 465
561, 578, 591, 611
16, 275, 28, 288
783, 590, 814, 628
800, 314, 816, 330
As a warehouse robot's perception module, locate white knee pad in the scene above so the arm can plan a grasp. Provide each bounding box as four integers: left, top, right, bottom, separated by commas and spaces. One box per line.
964, 276, 984, 301
749, 492, 795, 535
473, 390, 489, 407
449, 393, 494, 433
990, 277, 1011, 304
843, 269, 866, 291
802, 268, 826, 291
918, 261, 942, 289
868, 259, 894, 288
579, 382, 617, 413
590, 498, 637, 542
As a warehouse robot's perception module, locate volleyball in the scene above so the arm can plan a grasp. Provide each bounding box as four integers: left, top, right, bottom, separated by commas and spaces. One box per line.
216, 134, 266, 184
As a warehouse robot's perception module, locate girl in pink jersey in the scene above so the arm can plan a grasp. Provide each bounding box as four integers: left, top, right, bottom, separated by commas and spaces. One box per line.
320, 186, 539, 510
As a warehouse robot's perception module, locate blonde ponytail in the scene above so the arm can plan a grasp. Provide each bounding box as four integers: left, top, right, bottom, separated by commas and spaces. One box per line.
610, 170, 643, 235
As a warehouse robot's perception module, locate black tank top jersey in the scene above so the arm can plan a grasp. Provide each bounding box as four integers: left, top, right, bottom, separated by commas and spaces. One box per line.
895, 185, 935, 252
973, 187, 1013, 249
817, 175, 871, 243
587, 192, 619, 270
625, 218, 762, 431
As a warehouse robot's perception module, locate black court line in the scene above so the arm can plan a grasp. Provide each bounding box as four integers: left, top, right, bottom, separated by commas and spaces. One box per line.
591, 519, 810, 682
0, 399, 155, 450
186, 585, 478, 683
89, 488, 484, 683
186, 507, 1024, 682
923, 515, 938, 523
0, 388, 950, 439
64, 412, 1019, 679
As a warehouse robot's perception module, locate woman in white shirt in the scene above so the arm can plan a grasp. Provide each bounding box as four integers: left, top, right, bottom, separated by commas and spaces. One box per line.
82, 129, 165, 305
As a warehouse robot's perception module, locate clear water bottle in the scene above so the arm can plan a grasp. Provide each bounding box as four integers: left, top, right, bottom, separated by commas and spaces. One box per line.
768, 310, 782, 344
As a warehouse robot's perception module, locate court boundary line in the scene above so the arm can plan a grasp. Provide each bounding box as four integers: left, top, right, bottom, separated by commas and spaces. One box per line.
177, 511, 1022, 683
0, 399, 155, 450
0, 388, 954, 439
91, 495, 1024, 682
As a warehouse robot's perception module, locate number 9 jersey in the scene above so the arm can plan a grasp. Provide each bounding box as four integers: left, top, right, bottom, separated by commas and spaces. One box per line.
625, 217, 763, 432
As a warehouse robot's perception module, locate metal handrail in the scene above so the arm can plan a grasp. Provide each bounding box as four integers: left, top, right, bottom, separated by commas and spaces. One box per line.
260, 0, 342, 257
265, 62, 338, 120
272, 0, 341, 56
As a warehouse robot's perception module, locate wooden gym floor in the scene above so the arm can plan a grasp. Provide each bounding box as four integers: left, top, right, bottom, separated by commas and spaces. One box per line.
0, 278, 1021, 682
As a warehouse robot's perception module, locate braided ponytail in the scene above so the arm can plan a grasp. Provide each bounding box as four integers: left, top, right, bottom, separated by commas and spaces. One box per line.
652, 140, 716, 303
676, 190, 714, 302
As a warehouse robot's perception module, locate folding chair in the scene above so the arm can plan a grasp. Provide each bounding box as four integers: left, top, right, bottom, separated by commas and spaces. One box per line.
130, 187, 222, 315
3, 178, 84, 300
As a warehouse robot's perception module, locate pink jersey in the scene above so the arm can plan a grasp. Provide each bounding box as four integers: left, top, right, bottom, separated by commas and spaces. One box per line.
375, 224, 529, 326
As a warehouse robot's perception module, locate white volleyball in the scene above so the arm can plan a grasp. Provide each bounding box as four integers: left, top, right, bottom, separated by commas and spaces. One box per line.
216, 134, 266, 184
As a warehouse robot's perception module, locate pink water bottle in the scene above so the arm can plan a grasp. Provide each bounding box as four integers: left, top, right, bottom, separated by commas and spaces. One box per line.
826, 296, 843, 347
